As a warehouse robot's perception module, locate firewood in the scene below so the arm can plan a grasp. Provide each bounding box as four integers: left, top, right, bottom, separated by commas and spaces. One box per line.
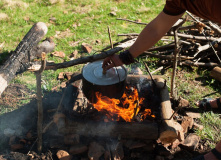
208, 21, 221, 36
0, 22, 48, 96
210, 67, 221, 82
45, 38, 137, 70
171, 28, 180, 99
35, 52, 46, 153
59, 120, 159, 140
155, 77, 178, 144
143, 51, 193, 61
159, 60, 221, 67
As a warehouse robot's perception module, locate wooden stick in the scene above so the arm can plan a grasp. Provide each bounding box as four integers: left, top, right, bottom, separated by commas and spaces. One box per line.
171, 29, 180, 99
194, 37, 221, 58
45, 38, 136, 70
208, 21, 221, 36
159, 61, 221, 67
35, 52, 46, 153
116, 18, 147, 25
150, 66, 164, 75
143, 51, 193, 60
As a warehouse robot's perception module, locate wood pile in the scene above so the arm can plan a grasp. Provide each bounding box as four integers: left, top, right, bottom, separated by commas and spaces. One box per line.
117, 13, 221, 68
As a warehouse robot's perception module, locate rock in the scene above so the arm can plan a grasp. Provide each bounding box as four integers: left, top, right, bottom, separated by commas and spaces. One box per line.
178, 97, 189, 107
193, 122, 204, 131
64, 134, 80, 145
81, 43, 92, 53
64, 72, 73, 80
181, 116, 194, 133
109, 11, 116, 16
70, 50, 78, 60
58, 72, 64, 80
56, 150, 71, 160
181, 133, 200, 151
130, 67, 143, 75
124, 140, 146, 149
155, 145, 171, 157
185, 111, 201, 119
155, 155, 165, 160
88, 142, 105, 160
11, 144, 24, 151
69, 144, 88, 155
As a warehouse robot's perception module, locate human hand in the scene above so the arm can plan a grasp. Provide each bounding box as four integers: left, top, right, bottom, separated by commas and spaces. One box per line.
102, 54, 123, 72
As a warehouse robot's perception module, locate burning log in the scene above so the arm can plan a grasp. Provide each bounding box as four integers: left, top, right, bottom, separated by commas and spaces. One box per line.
127, 75, 178, 144
0, 22, 48, 96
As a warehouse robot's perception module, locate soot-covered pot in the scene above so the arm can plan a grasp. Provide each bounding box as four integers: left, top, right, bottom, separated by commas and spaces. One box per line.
82, 60, 127, 103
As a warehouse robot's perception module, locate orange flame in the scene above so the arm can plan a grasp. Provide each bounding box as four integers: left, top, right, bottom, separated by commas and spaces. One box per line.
93, 87, 154, 122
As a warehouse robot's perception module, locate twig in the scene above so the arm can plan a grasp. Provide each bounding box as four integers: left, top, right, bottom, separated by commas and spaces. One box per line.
208, 21, 221, 36
108, 26, 113, 49
143, 51, 193, 61
35, 52, 46, 153
117, 18, 147, 25
150, 66, 164, 75
171, 29, 180, 99
159, 61, 221, 67
144, 62, 156, 86
186, 11, 221, 63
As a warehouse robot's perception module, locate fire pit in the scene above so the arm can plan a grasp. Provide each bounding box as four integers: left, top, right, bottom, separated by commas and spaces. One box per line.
56, 74, 178, 145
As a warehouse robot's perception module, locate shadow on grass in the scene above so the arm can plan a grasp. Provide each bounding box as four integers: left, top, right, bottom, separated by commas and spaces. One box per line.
0, 50, 13, 65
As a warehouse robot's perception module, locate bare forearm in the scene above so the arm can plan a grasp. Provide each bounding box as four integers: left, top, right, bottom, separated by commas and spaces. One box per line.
129, 11, 183, 58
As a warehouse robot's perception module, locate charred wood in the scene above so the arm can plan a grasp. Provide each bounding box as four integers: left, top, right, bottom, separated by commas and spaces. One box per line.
0, 22, 48, 96
45, 38, 137, 70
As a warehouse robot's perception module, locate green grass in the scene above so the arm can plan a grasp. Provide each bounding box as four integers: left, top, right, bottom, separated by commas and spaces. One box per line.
0, 0, 220, 150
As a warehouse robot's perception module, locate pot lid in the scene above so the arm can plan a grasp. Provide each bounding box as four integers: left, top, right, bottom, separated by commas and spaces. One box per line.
82, 60, 127, 85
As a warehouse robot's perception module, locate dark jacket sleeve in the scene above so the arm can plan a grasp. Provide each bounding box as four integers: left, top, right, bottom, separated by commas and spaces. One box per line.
163, 0, 186, 16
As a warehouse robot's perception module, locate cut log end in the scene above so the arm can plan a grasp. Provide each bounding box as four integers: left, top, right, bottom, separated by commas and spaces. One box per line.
35, 22, 48, 35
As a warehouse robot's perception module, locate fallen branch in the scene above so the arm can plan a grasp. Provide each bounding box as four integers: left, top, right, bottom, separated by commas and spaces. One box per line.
45, 38, 137, 70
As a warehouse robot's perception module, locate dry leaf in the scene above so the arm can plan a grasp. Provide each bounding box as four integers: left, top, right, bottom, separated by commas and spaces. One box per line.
51, 51, 65, 58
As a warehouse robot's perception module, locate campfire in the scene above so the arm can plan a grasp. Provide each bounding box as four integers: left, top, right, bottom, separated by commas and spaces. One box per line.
93, 86, 155, 122
1, 12, 217, 159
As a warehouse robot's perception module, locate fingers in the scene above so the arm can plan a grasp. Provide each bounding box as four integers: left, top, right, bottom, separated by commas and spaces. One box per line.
104, 63, 115, 71
102, 57, 111, 68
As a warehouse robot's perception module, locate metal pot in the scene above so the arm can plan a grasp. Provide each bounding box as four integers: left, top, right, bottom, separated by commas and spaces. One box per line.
82, 60, 127, 103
